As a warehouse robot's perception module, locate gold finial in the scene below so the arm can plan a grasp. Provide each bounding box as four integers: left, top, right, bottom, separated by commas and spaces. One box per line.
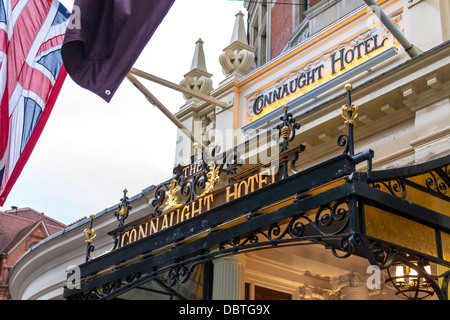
89, 214, 95, 220
123, 188, 128, 194
283, 106, 289, 111
345, 83, 353, 91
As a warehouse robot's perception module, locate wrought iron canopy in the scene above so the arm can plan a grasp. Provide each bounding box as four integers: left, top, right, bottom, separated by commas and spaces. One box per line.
63, 88, 449, 300
63, 148, 450, 300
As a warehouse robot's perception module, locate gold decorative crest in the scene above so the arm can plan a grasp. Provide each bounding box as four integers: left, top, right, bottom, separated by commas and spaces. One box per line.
200, 162, 221, 196
341, 103, 358, 126
84, 228, 96, 244
163, 179, 181, 212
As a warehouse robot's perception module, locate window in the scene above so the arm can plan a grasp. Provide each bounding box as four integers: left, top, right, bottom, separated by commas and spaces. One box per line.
293, 0, 309, 28
245, 283, 292, 300
247, 1, 270, 67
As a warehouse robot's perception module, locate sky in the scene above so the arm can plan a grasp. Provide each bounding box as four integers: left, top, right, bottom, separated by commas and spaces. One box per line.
1, 0, 248, 225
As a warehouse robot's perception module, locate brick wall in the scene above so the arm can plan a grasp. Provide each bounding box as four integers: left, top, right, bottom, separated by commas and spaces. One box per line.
271, 2, 293, 59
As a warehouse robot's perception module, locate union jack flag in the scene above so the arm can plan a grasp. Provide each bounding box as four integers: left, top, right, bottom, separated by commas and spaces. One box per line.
0, 0, 69, 205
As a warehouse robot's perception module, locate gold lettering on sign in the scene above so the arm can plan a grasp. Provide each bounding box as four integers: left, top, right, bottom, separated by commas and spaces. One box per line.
138, 224, 147, 239
182, 161, 204, 179
119, 166, 277, 247
227, 167, 275, 202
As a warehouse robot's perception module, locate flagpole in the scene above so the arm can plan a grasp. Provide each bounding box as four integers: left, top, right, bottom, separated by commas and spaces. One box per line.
129, 68, 228, 109
362, 0, 421, 58
126, 73, 205, 150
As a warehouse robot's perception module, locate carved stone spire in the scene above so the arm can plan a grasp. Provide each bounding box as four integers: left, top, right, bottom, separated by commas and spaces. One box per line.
180, 38, 213, 100
219, 11, 255, 76
230, 10, 248, 45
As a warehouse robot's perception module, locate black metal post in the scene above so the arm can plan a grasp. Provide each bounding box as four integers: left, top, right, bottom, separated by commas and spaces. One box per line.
84, 215, 96, 262
346, 85, 355, 156
202, 261, 213, 300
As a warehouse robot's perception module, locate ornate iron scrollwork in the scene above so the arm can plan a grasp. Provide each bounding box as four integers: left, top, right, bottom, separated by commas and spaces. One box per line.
68, 273, 141, 300
151, 146, 242, 215
425, 170, 448, 196
337, 84, 357, 156
218, 199, 350, 256
151, 183, 169, 216
371, 178, 406, 199
370, 164, 450, 200
276, 106, 301, 152
163, 263, 193, 287
115, 189, 132, 227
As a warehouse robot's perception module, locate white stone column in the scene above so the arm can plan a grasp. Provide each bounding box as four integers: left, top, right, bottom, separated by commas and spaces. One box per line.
212, 254, 246, 300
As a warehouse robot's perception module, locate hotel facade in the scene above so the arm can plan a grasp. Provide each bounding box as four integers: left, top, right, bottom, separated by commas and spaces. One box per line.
9, 0, 450, 300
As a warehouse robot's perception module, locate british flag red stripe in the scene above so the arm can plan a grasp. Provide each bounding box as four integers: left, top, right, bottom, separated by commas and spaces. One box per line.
0, 0, 69, 205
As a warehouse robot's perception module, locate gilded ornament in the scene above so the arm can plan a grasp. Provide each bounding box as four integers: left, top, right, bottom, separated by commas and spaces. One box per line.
118, 205, 127, 217
200, 162, 221, 196
281, 125, 291, 139
84, 228, 96, 244
163, 179, 181, 212
341, 104, 358, 126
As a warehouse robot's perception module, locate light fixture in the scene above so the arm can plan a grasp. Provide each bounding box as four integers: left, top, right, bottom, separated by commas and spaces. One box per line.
386, 260, 435, 300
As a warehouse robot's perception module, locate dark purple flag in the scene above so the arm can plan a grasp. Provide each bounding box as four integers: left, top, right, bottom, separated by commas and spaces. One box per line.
61, 0, 175, 102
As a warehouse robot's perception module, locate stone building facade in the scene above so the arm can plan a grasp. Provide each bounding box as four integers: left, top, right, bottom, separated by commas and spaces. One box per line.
8, 0, 450, 300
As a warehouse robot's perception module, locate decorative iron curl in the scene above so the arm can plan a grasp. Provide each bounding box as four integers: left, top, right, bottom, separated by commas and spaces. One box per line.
115, 189, 132, 226
425, 171, 448, 196
68, 273, 141, 300
85, 241, 95, 263
287, 217, 306, 238
337, 133, 350, 154
372, 178, 406, 199
95, 279, 125, 299
360, 239, 397, 269
329, 234, 360, 259
151, 184, 168, 216
164, 264, 191, 287
314, 200, 349, 235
